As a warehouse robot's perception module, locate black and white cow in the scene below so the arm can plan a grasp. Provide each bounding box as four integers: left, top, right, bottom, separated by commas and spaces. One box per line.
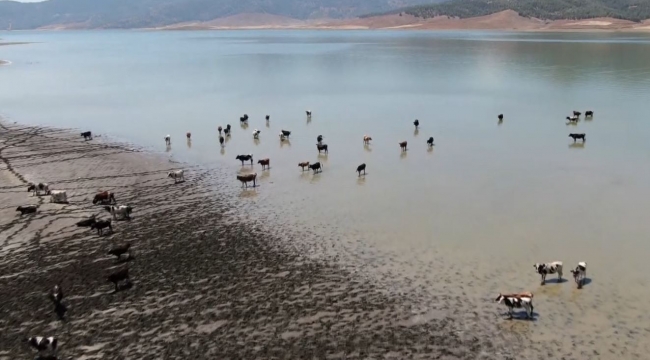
495, 293, 534, 319
168, 169, 185, 183
164, 135, 171, 145
81, 131, 92, 140
27, 182, 50, 196
104, 205, 132, 220
570, 262, 587, 289
49, 285, 64, 305
533, 261, 563, 285
25, 336, 57, 354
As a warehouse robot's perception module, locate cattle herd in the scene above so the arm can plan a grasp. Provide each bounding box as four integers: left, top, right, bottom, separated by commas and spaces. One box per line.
17, 182, 132, 358
15, 109, 594, 357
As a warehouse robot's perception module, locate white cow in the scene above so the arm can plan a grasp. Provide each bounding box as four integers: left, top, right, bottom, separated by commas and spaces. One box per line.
570, 262, 587, 288
104, 205, 132, 220
49, 190, 68, 204
168, 169, 185, 183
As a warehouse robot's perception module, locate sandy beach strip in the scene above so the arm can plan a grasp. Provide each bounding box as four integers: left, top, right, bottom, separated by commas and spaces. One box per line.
0, 121, 489, 359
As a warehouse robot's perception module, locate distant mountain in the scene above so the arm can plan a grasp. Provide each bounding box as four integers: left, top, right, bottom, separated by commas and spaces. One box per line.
376, 0, 650, 22
0, 0, 434, 29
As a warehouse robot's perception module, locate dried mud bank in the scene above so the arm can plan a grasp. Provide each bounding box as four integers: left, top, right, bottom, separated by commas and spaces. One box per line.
0, 122, 497, 359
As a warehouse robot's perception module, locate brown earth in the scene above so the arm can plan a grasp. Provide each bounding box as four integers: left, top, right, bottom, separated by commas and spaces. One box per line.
158, 10, 650, 31
0, 121, 495, 359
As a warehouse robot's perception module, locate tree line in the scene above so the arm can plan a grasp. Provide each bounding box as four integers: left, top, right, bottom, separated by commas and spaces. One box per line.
363, 0, 650, 22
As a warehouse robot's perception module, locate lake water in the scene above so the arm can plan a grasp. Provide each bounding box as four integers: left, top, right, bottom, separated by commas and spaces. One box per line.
2, 30, 650, 358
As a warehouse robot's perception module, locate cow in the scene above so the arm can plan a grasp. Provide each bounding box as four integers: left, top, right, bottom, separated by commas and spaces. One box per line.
49, 285, 64, 305
27, 182, 50, 196
363, 135, 372, 145
258, 158, 270, 170
569, 133, 586, 142
104, 205, 132, 220
533, 261, 563, 285
566, 115, 579, 122
413, 119, 419, 128
573, 111, 582, 117
281, 130, 291, 138
93, 191, 116, 205
107, 267, 130, 292
186, 132, 191, 139
585, 110, 594, 117
316, 143, 328, 154
570, 262, 587, 289
49, 190, 68, 204
16, 205, 37, 216
253, 129, 261, 139
164, 135, 171, 145
81, 131, 92, 140
25, 336, 57, 355
236, 154, 254, 166
306, 110, 312, 117
168, 169, 185, 183
224, 127, 231, 137
218, 126, 223, 135
91, 219, 113, 235
495, 293, 534, 319
298, 162, 310, 171
427, 137, 435, 147
237, 173, 257, 188
219, 136, 225, 147
109, 242, 131, 261
317, 135, 323, 144
76, 215, 96, 227
309, 162, 322, 173
399, 141, 407, 151
356, 163, 366, 176
266, 115, 270, 121
240, 114, 249, 122
498, 114, 504, 121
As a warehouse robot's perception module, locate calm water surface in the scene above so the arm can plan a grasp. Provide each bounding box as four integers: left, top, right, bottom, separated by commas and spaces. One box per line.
2, 30, 650, 358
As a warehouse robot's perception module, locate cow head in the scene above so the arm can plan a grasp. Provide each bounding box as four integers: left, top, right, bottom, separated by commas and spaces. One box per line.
27, 184, 35, 192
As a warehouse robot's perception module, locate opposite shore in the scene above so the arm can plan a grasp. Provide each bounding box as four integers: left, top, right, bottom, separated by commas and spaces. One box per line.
10, 11, 650, 32
0, 121, 497, 358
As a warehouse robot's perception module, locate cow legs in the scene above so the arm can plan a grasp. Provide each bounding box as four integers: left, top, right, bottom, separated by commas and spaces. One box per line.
557, 269, 563, 280
541, 274, 546, 285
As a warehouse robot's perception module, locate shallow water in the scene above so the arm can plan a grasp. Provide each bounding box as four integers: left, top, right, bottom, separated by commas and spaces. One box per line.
2, 30, 650, 358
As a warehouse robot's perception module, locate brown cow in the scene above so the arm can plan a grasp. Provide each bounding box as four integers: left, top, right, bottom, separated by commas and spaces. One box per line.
298, 162, 310, 171
258, 158, 270, 170
399, 141, 407, 151
237, 173, 257, 188
93, 191, 116, 205
363, 135, 372, 145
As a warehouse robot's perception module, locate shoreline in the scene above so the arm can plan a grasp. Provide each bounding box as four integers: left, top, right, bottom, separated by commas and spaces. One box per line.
0, 121, 492, 358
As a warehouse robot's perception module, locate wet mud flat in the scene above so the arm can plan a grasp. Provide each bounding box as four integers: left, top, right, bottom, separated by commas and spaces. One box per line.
0, 122, 495, 359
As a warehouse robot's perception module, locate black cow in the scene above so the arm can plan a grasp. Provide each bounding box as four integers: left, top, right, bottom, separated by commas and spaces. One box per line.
309, 162, 322, 173
236, 154, 254, 165
91, 219, 112, 236
16, 205, 37, 215
81, 131, 92, 140
569, 133, 586, 142
356, 163, 366, 176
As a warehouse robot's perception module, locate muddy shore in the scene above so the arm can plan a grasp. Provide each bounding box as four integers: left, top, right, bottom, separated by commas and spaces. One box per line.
0, 122, 498, 359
